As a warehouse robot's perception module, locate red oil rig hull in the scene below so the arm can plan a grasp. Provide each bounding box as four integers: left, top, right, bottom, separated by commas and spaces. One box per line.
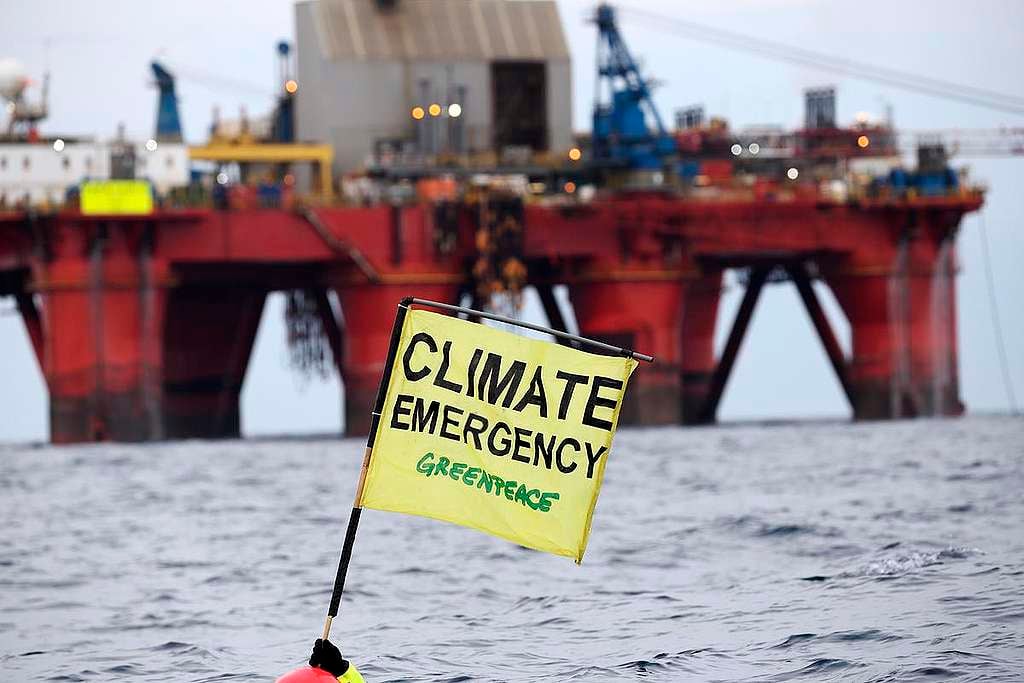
0, 191, 980, 443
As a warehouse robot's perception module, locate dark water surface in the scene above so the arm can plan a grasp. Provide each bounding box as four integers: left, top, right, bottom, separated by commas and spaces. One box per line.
1, 416, 1022, 682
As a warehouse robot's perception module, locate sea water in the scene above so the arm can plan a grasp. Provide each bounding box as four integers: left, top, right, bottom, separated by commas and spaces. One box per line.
1, 416, 1022, 681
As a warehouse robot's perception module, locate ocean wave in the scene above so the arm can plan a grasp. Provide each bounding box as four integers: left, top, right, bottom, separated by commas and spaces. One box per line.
847, 547, 983, 577
802, 546, 984, 581
772, 629, 903, 650
716, 514, 843, 539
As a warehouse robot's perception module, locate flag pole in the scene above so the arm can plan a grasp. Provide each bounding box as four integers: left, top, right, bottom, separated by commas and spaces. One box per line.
321, 297, 413, 642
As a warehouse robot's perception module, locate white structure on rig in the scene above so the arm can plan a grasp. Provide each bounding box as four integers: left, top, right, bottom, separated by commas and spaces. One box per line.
294, 0, 573, 172
1, 58, 188, 207
0, 140, 189, 208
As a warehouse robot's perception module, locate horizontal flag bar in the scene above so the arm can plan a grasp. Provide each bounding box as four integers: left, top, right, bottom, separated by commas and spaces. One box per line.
406, 297, 656, 363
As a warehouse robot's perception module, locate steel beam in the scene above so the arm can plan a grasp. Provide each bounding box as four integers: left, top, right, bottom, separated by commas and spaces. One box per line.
786, 262, 854, 408
535, 283, 572, 345
14, 291, 44, 367
698, 266, 770, 423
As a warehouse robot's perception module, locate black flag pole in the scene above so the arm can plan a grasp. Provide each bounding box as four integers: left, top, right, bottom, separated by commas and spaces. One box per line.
320, 297, 411, 641
320, 297, 654, 641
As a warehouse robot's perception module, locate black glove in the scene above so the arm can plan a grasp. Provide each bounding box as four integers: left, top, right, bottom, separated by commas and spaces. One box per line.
309, 638, 350, 677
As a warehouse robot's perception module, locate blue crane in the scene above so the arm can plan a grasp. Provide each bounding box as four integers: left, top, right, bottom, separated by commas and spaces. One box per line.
151, 61, 183, 142
591, 3, 676, 171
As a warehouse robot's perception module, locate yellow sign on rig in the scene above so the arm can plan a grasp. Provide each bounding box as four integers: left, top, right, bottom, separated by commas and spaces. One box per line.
80, 180, 154, 215
361, 309, 638, 563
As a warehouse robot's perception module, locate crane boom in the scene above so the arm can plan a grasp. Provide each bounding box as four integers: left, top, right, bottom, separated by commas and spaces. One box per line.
591, 3, 676, 171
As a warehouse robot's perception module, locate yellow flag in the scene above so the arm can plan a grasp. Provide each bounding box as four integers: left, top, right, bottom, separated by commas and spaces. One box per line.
360, 309, 638, 563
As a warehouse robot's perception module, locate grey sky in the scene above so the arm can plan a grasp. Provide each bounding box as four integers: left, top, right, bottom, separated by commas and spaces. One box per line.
1, 0, 1021, 441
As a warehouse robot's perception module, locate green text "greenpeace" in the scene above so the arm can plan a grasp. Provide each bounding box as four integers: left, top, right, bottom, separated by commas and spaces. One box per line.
415, 453, 561, 513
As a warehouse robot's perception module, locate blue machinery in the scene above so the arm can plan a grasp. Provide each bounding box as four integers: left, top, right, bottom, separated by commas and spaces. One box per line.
150, 41, 295, 145
591, 3, 677, 171
151, 62, 183, 143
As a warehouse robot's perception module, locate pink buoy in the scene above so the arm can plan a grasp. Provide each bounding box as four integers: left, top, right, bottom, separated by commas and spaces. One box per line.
275, 666, 339, 683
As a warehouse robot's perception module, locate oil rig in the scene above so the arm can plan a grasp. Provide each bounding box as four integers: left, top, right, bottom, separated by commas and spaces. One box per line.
0, 0, 993, 443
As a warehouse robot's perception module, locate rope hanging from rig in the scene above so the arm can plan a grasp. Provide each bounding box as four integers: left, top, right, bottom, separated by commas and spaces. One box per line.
285, 289, 331, 379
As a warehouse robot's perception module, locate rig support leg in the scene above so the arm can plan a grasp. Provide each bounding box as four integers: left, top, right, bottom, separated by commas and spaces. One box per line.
41, 221, 170, 442
569, 279, 686, 425
698, 266, 769, 424
680, 269, 722, 424
932, 239, 963, 415
335, 283, 460, 436
827, 269, 905, 420
162, 285, 266, 439
907, 235, 963, 415
826, 223, 962, 419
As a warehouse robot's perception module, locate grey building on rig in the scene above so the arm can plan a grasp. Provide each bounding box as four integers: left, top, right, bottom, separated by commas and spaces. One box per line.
294, 0, 573, 172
